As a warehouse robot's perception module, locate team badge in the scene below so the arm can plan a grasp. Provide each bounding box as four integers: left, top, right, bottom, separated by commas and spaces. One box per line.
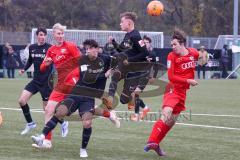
189, 56, 194, 61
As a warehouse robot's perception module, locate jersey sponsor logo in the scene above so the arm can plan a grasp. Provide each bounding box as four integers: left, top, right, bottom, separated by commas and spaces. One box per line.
167, 60, 171, 69
181, 61, 196, 69
138, 40, 145, 47
88, 68, 104, 74
31, 54, 46, 58
123, 42, 131, 48
56, 55, 66, 61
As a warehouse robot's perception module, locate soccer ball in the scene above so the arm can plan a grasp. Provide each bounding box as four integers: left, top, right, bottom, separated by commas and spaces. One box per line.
0, 112, 3, 126
147, 0, 164, 16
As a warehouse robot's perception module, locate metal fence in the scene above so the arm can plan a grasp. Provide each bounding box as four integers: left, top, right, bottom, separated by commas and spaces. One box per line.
0, 31, 218, 49
164, 36, 217, 49
0, 31, 31, 45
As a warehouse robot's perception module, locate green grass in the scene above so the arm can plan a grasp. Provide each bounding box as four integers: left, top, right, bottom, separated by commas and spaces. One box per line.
0, 79, 240, 160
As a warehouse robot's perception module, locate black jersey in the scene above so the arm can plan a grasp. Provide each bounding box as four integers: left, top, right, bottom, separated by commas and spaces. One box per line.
76, 54, 111, 90
113, 29, 149, 62
24, 43, 52, 84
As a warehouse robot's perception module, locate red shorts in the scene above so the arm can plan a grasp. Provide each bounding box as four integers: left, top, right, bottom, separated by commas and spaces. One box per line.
49, 90, 66, 102
162, 91, 186, 115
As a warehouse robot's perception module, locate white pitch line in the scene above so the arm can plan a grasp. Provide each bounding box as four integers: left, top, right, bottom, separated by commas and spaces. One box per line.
175, 123, 240, 131
113, 110, 240, 118
1, 107, 240, 118
1, 107, 240, 131
0, 107, 44, 113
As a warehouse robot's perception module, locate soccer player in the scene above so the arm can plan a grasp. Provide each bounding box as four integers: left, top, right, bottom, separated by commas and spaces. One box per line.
102, 11, 149, 110
18, 27, 52, 135
144, 28, 199, 156
131, 35, 158, 121
31, 39, 120, 158
32, 23, 81, 149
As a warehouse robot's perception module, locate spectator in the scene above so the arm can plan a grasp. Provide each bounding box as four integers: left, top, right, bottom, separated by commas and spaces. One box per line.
2, 42, 11, 78
220, 44, 230, 78
6, 46, 18, 78
197, 46, 208, 79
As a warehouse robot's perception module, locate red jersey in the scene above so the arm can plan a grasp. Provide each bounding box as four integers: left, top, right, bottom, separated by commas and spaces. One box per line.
167, 48, 199, 95
41, 41, 81, 93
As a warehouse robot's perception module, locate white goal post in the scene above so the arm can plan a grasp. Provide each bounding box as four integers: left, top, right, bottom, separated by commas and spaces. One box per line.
31, 28, 164, 48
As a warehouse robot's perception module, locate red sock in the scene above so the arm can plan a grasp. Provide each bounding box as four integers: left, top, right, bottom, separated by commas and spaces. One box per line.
148, 119, 171, 144
103, 110, 110, 118
45, 131, 52, 140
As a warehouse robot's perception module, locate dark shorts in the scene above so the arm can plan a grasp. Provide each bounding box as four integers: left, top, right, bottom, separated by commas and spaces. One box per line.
24, 80, 52, 101
123, 71, 150, 94
64, 95, 95, 116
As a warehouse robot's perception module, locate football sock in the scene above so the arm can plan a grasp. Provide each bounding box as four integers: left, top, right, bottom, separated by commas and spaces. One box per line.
82, 127, 92, 149
42, 116, 60, 137
139, 98, 146, 108
135, 97, 140, 114
45, 132, 52, 140
148, 119, 171, 144
21, 103, 33, 123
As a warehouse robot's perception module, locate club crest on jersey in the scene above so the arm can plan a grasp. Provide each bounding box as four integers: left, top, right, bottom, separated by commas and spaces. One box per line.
99, 61, 103, 66
61, 48, 67, 53
189, 56, 194, 61
43, 49, 46, 53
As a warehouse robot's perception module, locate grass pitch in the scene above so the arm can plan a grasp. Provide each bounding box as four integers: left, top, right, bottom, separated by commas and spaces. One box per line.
0, 78, 240, 160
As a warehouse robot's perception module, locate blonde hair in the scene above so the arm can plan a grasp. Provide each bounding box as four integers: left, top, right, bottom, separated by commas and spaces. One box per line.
52, 23, 66, 32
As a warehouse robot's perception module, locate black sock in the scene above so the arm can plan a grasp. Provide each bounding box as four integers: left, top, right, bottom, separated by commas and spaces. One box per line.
21, 103, 33, 123
82, 127, 92, 149
135, 98, 140, 114
42, 116, 60, 136
139, 98, 146, 108
59, 119, 64, 124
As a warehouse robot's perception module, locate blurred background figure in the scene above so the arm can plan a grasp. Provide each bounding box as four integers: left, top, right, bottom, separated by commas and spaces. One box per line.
220, 44, 230, 78
197, 46, 208, 79
6, 46, 18, 78
2, 42, 11, 78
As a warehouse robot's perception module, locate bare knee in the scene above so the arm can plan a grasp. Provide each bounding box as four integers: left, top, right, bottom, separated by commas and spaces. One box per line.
82, 120, 92, 128
18, 97, 27, 106
18, 90, 32, 106
55, 104, 68, 119
45, 105, 55, 118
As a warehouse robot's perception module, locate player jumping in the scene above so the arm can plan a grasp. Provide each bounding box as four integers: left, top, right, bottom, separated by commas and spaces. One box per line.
102, 11, 149, 110
144, 28, 199, 156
